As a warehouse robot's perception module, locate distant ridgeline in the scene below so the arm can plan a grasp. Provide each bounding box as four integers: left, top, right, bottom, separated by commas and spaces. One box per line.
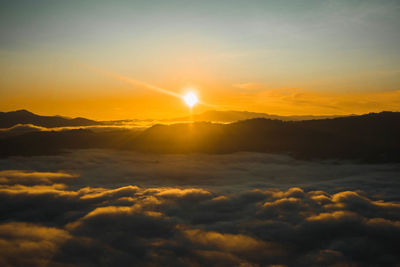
0, 110, 399, 162
0, 110, 101, 128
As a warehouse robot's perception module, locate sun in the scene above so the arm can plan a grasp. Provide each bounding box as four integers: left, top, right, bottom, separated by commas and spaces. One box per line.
183, 92, 198, 108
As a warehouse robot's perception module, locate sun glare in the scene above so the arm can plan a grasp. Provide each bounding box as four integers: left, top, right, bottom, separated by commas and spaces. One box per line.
183, 92, 198, 108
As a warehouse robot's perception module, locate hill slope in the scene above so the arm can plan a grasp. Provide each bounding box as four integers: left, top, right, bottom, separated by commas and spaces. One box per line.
131, 112, 400, 160
169, 110, 344, 123
0, 112, 399, 162
0, 110, 101, 128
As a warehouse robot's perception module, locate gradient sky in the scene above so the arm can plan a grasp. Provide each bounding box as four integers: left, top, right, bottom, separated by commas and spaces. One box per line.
1, 0, 400, 119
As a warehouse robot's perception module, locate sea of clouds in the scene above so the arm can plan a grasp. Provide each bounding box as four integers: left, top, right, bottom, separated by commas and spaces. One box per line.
1, 150, 399, 266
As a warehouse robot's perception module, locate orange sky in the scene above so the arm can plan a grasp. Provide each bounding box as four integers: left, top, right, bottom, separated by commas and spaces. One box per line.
3, 84, 400, 120
1, 1, 400, 120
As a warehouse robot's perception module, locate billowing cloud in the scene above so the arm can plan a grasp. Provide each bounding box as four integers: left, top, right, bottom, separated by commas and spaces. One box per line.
0, 124, 45, 138
0, 170, 77, 185
0, 151, 399, 265
0, 222, 72, 266
0, 124, 146, 138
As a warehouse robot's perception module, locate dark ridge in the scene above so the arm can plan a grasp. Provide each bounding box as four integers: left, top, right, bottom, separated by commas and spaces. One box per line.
0, 110, 102, 128
167, 110, 346, 123
0, 111, 399, 162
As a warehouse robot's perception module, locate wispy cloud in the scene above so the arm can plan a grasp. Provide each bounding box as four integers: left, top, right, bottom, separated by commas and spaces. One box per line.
228, 87, 400, 115
232, 82, 265, 90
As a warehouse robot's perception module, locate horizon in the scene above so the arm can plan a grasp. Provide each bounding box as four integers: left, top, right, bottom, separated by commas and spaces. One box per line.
0, 107, 383, 122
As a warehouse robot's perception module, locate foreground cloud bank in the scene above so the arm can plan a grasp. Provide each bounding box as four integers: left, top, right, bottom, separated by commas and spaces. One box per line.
1, 151, 400, 266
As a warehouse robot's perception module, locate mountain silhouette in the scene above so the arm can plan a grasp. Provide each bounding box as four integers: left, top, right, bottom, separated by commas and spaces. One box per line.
0, 110, 101, 128
101, 110, 346, 126
0, 111, 399, 162
130, 112, 400, 160
167, 110, 345, 123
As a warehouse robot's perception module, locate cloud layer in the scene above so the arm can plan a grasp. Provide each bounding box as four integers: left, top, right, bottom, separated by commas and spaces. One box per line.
0, 150, 399, 266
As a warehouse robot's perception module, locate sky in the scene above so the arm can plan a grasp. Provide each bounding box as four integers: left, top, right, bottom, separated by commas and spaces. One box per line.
1, 0, 400, 119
